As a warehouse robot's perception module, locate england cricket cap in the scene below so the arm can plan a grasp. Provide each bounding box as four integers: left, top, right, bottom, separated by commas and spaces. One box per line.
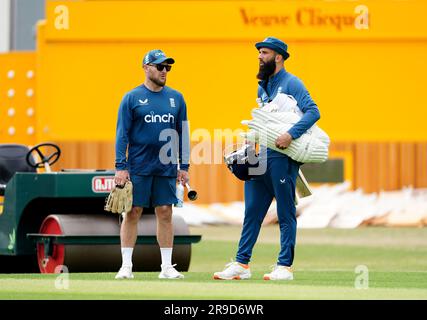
143, 49, 175, 65
255, 37, 290, 60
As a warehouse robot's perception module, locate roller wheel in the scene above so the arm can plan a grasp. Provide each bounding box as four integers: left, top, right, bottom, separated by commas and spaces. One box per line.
37, 215, 65, 274
35, 214, 192, 273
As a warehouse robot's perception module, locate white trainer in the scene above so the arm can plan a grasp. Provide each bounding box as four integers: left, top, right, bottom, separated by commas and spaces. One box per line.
263, 265, 293, 281
213, 261, 251, 280
115, 266, 134, 279
159, 264, 184, 279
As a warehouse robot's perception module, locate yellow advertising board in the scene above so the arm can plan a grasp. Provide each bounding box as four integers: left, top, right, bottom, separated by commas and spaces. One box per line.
34, 0, 427, 142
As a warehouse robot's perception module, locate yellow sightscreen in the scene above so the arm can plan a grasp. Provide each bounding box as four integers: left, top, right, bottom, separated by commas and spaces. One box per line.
34, 0, 427, 142
0, 52, 36, 145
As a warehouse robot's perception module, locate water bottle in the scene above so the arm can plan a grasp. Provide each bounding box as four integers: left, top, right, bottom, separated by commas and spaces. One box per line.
175, 183, 184, 207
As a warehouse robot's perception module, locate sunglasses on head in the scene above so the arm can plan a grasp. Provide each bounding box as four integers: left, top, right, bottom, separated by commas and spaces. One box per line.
149, 64, 172, 72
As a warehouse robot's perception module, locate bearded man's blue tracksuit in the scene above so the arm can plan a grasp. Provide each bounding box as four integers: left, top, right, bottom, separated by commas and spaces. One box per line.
236, 69, 320, 267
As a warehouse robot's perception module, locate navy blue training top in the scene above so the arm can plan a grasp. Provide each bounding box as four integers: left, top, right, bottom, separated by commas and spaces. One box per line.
257, 69, 321, 158
115, 84, 190, 177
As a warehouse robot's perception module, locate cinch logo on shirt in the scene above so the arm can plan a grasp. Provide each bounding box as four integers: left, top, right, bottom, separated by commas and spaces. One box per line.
144, 111, 175, 123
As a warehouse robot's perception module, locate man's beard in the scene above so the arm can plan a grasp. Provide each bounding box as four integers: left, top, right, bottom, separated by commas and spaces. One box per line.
257, 58, 276, 80
150, 76, 166, 87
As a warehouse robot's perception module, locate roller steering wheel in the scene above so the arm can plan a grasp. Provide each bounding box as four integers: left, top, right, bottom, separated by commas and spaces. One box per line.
26, 143, 61, 170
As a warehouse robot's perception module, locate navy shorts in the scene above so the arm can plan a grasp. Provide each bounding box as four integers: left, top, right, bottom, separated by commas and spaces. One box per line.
130, 175, 177, 207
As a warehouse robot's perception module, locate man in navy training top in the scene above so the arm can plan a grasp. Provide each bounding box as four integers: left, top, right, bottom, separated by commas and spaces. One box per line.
214, 37, 321, 281
114, 49, 190, 280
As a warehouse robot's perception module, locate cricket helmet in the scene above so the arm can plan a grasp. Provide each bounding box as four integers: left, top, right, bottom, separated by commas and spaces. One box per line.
223, 144, 259, 181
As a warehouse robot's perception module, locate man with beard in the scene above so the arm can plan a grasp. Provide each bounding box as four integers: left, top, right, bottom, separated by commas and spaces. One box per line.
214, 37, 320, 281
114, 49, 190, 279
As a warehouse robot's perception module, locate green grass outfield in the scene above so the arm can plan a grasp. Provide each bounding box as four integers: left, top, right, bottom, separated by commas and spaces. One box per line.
0, 226, 426, 299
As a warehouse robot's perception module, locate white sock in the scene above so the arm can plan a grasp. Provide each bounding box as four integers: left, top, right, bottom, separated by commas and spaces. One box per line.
160, 247, 173, 267
121, 247, 133, 268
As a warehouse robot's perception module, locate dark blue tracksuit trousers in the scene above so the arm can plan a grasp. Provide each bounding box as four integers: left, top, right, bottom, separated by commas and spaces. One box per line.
236, 155, 300, 267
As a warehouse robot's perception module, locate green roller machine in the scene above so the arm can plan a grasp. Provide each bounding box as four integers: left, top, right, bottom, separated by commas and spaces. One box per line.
0, 143, 201, 273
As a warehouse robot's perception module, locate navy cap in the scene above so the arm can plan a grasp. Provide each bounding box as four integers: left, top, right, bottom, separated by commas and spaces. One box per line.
255, 37, 290, 60
143, 49, 175, 65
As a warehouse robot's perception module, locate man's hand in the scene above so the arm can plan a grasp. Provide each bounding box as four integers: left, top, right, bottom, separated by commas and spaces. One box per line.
115, 170, 129, 186
275, 132, 293, 150
177, 170, 189, 186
